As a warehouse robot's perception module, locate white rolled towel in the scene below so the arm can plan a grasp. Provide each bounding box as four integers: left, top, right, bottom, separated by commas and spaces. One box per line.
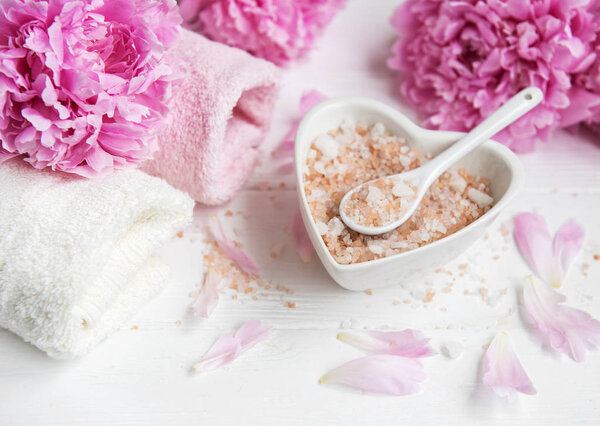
0, 160, 194, 359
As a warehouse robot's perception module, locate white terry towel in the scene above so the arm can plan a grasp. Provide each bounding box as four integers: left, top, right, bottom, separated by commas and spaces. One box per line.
0, 159, 194, 359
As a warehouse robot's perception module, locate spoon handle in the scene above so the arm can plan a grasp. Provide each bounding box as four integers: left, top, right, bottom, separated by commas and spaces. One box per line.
420, 87, 543, 187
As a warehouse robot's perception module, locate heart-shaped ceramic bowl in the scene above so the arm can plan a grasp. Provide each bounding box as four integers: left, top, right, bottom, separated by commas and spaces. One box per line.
294, 97, 524, 291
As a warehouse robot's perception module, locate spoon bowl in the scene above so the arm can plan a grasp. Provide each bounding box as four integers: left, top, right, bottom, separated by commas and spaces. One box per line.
340, 87, 543, 235
339, 168, 424, 235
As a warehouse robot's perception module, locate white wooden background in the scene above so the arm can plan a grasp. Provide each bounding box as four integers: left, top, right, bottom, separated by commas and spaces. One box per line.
1, 2, 600, 425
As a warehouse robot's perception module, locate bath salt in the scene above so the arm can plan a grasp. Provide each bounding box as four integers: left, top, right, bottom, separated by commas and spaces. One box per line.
467, 188, 494, 208
441, 341, 464, 359
342, 177, 417, 227
303, 122, 493, 264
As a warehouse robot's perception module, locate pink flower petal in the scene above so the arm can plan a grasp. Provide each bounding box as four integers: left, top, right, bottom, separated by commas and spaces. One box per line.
553, 219, 585, 283
521, 276, 600, 362
278, 91, 327, 154
482, 332, 536, 398
299, 91, 328, 116
514, 213, 584, 288
192, 334, 241, 371
514, 213, 557, 285
193, 320, 270, 372
209, 216, 259, 275
319, 355, 426, 395
337, 330, 435, 357
291, 209, 314, 263
21, 108, 52, 132
235, 319, 271, 353
191, 269, 227, 318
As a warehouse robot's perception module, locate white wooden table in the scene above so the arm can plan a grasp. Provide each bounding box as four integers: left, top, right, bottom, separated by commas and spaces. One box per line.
1, 2, 600, 425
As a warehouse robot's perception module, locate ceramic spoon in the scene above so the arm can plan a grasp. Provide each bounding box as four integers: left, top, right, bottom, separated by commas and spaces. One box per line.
339, 87, 543, 236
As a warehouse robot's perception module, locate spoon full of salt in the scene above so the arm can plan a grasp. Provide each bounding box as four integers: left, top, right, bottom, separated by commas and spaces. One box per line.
339, 87, 543, 236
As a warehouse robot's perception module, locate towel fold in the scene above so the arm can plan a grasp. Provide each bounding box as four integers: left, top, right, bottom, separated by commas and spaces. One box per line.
142, 29, 281, 205
0, 159, 194, 359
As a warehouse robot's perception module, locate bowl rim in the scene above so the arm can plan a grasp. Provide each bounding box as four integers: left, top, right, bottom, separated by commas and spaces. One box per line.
294, 96, 524, 272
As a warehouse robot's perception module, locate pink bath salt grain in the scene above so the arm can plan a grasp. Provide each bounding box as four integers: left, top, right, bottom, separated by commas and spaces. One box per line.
304, 121, 492, 264
342, 177, 417, 227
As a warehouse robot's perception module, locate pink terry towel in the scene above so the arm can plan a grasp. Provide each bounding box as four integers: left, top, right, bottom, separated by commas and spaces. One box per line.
142, 29, 281, 205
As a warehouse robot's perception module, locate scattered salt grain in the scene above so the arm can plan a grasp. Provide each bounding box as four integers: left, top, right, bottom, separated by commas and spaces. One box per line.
340, 320, 352, 329
411, 288, 426, 301
270, 243, 284, 259
441, 341, 463, 359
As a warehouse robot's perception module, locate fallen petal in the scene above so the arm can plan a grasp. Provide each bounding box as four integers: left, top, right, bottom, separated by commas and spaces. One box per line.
552, 219, 585, 287
193, 320, 269, 372
291, 209, 314, 263
521, 276, 600, 362
319, 355, 426, 395
192, 334, 241, 371
482, 332, 536, 398
235, 319, 271, 353
513, 213, 558, 286
277, 90, 327, 154
209, 216, 259, 275
299, 91, 328, 116
337, 330, 435, 357
191, 269, 227, 318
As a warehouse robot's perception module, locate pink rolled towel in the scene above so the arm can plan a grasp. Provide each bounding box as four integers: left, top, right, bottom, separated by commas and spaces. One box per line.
142, 29, 281, 205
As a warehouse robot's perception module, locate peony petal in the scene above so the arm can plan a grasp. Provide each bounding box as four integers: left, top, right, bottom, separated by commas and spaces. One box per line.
209, 216, 259, 275
85, 146, 114, 173
291, 209, 314, 263
192, 269, 227, 318
319, 355, 426, 395
482, 332, 536, 399
192, 334, 241, 371
552, 219, 585, 285
521, 276, 600, 362
299, 90, 328, 116
21, 108, 52, 132
513, 212, 559, 287
192, 320, 270, 372
235, 319, 271, 353
337, 330, 435, 357
277, 90, 327, 154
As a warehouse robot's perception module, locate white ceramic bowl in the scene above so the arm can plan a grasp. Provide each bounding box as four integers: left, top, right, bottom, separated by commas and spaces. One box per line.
294, 97, 524, 291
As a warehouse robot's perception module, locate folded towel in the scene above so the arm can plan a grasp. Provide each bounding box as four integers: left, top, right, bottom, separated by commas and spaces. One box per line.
0, 159, 194, 359
142, 29, 281, 205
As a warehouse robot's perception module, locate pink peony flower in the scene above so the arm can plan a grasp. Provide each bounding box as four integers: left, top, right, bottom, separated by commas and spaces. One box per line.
565, 2, 600, 131
178, 0, 346, 66
0, 0, 182, 177
388, 0, 600, 152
